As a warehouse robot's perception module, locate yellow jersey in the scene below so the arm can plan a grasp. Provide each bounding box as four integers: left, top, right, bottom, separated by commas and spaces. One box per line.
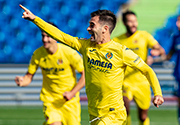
32, 17, 162, 117
113, 31, 158, 61
113, 31, 158, 86
28, 43, 84, 104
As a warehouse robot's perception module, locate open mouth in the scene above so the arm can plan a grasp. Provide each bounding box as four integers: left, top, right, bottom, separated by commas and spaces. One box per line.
90, 33, 95, 40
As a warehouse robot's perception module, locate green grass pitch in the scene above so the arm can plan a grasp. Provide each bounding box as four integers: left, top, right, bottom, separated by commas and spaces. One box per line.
0, 106, 178, 125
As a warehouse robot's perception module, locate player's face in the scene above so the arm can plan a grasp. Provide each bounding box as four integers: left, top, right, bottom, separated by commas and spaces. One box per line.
41, 32, 56, 49
124, 14, 138, 34
87, 16, 103, 42
176, 16, 180, 30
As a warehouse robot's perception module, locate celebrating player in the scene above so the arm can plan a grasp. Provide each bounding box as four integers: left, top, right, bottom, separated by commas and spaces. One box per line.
19, 5, 164, 125
15, 22, 85, 125
113, 11, 165, 125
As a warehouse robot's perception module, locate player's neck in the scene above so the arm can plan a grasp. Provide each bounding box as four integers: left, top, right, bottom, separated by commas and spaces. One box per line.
46, 44, 58, 55
96, 34, 111, 44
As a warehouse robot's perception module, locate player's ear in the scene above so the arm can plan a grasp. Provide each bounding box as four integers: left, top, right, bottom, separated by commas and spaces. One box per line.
102, 25, 108, 34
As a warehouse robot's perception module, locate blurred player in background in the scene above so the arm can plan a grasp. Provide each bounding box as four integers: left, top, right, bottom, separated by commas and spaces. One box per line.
113, 11, 165, 125
163, 15, 180, 124
19, 5, 164, 125
15, 22, 85, 125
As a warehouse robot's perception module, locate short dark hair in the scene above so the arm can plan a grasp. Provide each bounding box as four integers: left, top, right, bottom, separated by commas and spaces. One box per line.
91, 10, 117, 34
122, 11, 136, 23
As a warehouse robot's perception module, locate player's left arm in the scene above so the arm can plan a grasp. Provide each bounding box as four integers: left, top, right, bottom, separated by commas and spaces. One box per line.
123, 47, 164, 107
63, 50, 85, 101
136, 61, 164, 107
63, 70, 85, 101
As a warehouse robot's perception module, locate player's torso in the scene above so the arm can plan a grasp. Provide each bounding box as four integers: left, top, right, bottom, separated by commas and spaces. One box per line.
39, 48, 74, 83
81, 40, 126, 116
36, 45, 76, 97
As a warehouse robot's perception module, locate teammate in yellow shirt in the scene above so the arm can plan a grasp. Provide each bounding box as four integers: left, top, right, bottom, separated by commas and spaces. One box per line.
15, 22, 85, 125
19, 5, 164, 125
113, 11, 165, 125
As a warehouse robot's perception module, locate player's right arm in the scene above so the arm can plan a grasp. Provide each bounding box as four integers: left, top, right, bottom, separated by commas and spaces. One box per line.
16, 45, 39, 87
15, 72, 34, 87
19, 4, 82, 52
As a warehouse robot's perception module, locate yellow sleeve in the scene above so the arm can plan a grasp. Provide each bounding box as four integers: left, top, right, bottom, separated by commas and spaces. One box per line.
33, 17, 83, 52
28, 53, 39, 75
145, 31, 158, 48
68, 49, 84, 73
123, 47, 162, 96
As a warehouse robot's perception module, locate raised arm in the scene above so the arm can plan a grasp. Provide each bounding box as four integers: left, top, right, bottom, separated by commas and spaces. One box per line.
19, 4, 82, 51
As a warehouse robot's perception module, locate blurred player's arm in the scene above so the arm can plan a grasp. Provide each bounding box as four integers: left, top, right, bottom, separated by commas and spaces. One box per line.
123, 47, 164, 107
19, 4, 81, 51
148, 45, 175, 63
63, 70, 85, 101
147, 43, 166, 65
63, 50, 85, 101
15, 72, 34, 87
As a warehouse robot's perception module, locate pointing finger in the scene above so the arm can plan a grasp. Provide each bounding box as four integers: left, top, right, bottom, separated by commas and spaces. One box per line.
19, 4, 28, 11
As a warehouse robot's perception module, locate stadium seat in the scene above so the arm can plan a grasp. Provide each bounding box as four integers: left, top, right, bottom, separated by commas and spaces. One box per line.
0, 32, 5, 43
3, 44, 13, 56
0, 50, 9, 63
60, 5, 70, 16
40, 5, 50, 16
11, 49, 29, 63
9, 18, 19, 29
2, 4, 11, 16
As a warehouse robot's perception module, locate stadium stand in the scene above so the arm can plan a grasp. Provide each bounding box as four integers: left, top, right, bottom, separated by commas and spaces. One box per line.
0, 64, 177, 106
0, 0, 128, 63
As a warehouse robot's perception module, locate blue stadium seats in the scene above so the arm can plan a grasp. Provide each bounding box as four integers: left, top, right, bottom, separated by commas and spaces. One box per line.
0, 0, 130, 63
60, 5, 70, 16
0, 50, 9, 63
2, 4, 11, 16
11, 49, 30, 63
0, 32, 5, 43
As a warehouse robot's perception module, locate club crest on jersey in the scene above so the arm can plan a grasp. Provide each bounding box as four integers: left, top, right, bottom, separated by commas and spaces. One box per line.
105, 52, 113, 59
57, 59, 63, 65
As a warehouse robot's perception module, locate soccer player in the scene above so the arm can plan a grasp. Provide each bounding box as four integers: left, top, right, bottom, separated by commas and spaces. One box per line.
19, 5, 164, 125
164, 15, 180, 124
113, 11, 165, 125
15, 22, 85, 125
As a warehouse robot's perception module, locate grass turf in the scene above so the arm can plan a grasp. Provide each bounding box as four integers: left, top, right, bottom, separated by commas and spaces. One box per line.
0, 106, 178, 125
